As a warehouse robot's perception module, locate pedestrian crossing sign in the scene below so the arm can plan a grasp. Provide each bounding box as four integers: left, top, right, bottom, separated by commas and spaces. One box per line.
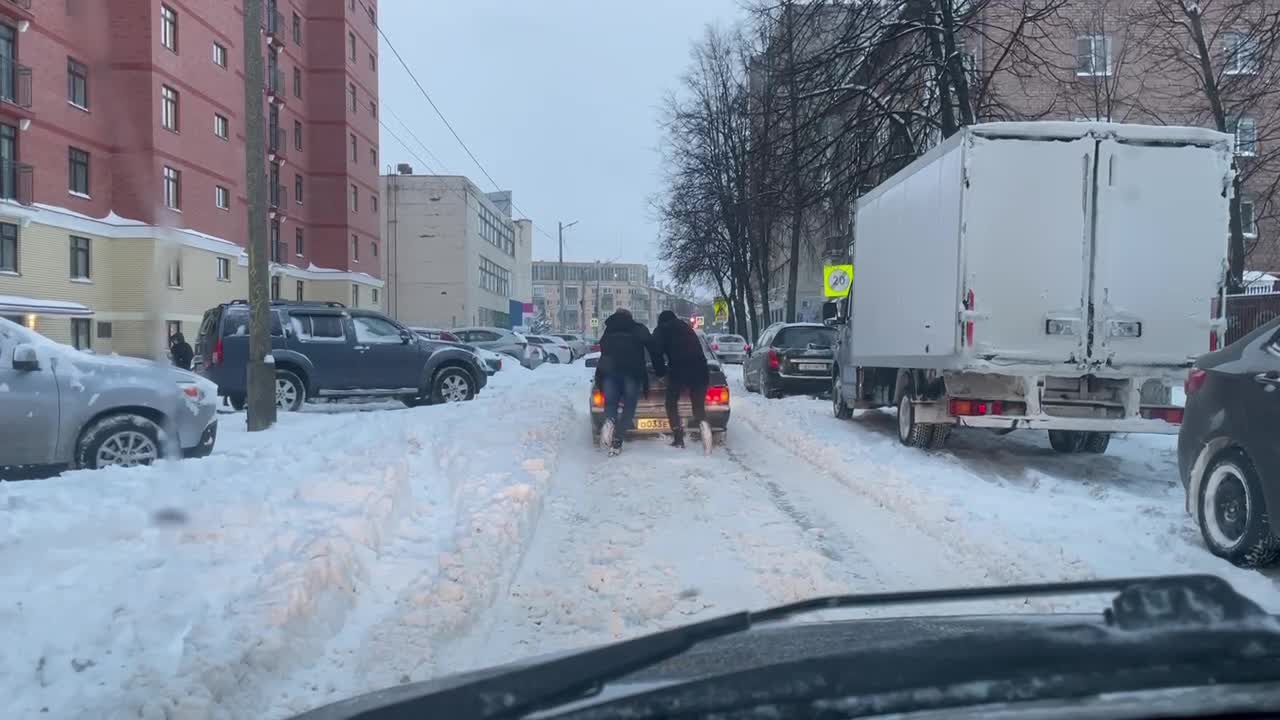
823, 264, 854, 297
713, 298, 729, 324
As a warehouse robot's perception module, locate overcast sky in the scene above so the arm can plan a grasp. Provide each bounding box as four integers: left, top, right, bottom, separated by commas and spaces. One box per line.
376, 0, 742, 274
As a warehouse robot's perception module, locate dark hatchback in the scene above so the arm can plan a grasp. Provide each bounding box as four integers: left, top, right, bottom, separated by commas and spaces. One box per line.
1178, 316, 1280, 568
742, 323, 836, 398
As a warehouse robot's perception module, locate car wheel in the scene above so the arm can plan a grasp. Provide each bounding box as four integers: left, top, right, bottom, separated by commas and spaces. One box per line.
832, 373, 853, 419
548, 354, 561, 364
1082, 431, 1111, 454
1048, 429, 1085, 453
228, 393, 246, 411
897, 392, 932, 448
77, 414, 163, 470
1197, 449, 1280, 568
275, 370, 306, 412
431, 367, 475, 404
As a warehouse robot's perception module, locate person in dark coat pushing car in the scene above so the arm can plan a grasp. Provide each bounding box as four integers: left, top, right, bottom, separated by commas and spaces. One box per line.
651, 310, 712, 453
595, 308, 656, 455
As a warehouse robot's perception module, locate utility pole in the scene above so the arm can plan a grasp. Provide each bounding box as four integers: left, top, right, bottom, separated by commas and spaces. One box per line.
243, 0, 276, 431
557, 219, 578, 332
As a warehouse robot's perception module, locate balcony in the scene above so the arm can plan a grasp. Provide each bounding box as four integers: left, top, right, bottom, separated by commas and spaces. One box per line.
265, 65, 284, 102
263, 5, 284, 46
0, 0, 34, 27
0, 56, 32, 122
0, 159, 33, 206
269, 183, 287, 218
268, 126, 287, 161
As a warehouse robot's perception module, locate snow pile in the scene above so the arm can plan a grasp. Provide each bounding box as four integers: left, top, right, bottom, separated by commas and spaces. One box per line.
0, 365, 581, 720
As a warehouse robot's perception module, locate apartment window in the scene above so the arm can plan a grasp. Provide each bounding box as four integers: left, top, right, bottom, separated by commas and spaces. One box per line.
295, 227, 304, 255
349, 0, 355, 11
69, 235, 90, 279
1223, 31, 1261, 75
369, 100, 376, 117
350, 132, 357, 161
71, 318, 91, 350
351, 284, 360, 307
215, 185, 230, 209
292, 12, 302, 44
370, 240, 377, 258
349, 82, 356, 111
0, 222, 15, 272
369, 147, 376, 166
212, 42, 227, 68
352, 234, 359, 260
163, 166, 181, 209
479, 256, 511, 297
165, 320, 182, 339
68, 147, 89, 196
161, 5, 178, 52
97, 322, 112, 339
161, 85, 179, 131
348, 31, 356, 61
294, 120, 303, 150
294, 173, 303, 204
214, 113, 229, 139
270, 275, 280, 300
350, 184, 358, 211
371, 194, 378, 213
1230, 116, 1257, 156
293, 67, 302, 98
1075, 35, 1110, 76
1241, 199, 1257, 236
369, 52, 376, 71
67, 58, 88, 108
372, 288, 379, 305
217, 256, 230, 280
168, 257, 182, 287
270, 220, 281, 263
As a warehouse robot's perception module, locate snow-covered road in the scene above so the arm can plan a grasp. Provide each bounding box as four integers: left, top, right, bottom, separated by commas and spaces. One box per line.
3, 361, 1277, 720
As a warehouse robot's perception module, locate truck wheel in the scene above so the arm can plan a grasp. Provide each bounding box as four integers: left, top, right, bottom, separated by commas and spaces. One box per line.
832, 374, 853, 419
1083, 432, 1111, 454
1048, 430, 1085, 453
1197, 449, 1280, 568
897, 393, 932, 448
926, 423, 952, 450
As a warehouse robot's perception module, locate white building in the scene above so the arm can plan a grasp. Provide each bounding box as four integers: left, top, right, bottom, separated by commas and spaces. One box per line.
381, 170, 533, 329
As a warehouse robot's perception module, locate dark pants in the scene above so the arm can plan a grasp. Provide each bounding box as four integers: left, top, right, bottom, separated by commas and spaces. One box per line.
665, 379, 707, 432
601, 374, 642, 437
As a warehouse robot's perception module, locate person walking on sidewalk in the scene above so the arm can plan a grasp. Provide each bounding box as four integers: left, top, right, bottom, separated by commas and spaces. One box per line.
169, 332, 194, 371
651, 310, 712, 453
595, 308, 655, 455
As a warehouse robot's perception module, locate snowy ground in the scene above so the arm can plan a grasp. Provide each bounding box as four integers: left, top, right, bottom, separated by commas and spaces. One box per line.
2, 362, 1277, 720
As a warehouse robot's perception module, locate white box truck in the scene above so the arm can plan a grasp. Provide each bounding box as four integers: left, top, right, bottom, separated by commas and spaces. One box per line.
826, 121, 1233, 453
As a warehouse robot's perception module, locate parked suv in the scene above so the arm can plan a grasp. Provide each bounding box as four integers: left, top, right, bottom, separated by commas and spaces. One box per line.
196, 300, 487, 410
0, 317, 219, 472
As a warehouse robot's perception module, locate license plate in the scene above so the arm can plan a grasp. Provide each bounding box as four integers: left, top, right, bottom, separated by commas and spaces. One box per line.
637, 418, 670, 430
798, 363, 827, 372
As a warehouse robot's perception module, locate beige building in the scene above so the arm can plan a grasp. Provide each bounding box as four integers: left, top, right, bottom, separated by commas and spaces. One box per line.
531, 261, 704, 334
0, 203, 382, 357
382, 171, 532, 329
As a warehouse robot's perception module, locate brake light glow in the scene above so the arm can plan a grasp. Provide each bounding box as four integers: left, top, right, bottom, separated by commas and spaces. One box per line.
745, 344, 752, 353
211, 338, 224, 367
706, 386, 730, 405
711, 343, 719, 351
949, 399, 1004, 417
1141, 407, 1185, 424
591, 389, 604, 408
767, 349, 780, 371
1185, 368, 1207, 396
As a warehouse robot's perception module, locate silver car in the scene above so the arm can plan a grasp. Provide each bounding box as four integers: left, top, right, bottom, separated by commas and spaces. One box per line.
453, 326, 541, 368
552, 333, 589, 359
0, 317, 219, 472
708, 333, 750, 364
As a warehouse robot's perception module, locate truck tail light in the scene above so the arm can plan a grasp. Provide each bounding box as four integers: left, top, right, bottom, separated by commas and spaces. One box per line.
949, 399, 1004, 416
1141, 407, 1185, 424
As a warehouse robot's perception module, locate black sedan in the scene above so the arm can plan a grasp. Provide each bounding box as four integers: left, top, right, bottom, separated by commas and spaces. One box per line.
742, 323, 836, 398
1178, 316, 1280, 568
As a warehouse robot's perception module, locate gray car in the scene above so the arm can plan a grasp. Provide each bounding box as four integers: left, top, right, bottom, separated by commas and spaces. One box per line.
1, 317, 219, 472
552, 333, 589, 359
453, 326, 542, 369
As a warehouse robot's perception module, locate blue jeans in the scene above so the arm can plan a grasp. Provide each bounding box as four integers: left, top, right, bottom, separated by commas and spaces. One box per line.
601, 374, 642, 435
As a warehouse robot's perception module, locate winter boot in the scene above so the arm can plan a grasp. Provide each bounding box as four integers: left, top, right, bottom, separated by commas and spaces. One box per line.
699, 420, 714, 455
600, 419, 615, 450
608, 436, 623, 457
670, 427, 685, 448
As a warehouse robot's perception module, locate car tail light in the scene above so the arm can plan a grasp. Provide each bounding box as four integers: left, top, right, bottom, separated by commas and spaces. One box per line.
211, 338, 224, 367
745, 344, 752, 353
711, 343, 719, 351
949, 399, 1004, 416
1185, 368, 1207, 396
591, 389, 604, 408
1141, 407, 1185, 424
767, 349, 779, 371
706, 386, 730, 405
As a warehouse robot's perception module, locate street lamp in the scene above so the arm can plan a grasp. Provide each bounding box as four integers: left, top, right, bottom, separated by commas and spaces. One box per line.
558, 220, 579, 331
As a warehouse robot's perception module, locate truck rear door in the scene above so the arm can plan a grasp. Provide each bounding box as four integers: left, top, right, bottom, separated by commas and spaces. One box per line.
963, 134, 1094, 364
1090, 138, 1229, 367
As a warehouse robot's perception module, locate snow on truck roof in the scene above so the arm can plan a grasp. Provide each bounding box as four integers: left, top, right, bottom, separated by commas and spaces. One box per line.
969, 121, 1232, 147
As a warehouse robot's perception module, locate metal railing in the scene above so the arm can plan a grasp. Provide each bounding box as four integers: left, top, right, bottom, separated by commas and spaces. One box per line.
0, 56, 32, 109
268, 126, 287, 156
266, 66, 283, 96
1220, 292, 1280, 346
270, 183, 286, 209
0, 159, 33, 205
265, 7, 283, 37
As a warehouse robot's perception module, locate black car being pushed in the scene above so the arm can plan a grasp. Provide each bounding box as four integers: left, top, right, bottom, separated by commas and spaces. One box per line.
743, 322, 837, 398
1178, 315, 1280, 568
195, 300, 487, 411
288, 575, 1280, 720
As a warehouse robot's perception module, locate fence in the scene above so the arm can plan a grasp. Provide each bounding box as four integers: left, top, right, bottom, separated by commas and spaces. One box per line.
1215, 292, 1280, 346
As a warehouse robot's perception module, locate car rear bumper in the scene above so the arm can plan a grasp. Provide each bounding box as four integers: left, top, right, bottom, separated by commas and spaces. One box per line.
769, 372, 830, 393
591, 408, 730, 435
715, 352, 745, 363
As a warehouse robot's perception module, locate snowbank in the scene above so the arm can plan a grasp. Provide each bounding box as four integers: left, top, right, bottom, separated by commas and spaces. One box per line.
0, 366, 582, 720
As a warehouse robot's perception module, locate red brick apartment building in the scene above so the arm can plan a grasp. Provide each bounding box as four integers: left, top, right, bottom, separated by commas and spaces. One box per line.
0, 0, 381, 355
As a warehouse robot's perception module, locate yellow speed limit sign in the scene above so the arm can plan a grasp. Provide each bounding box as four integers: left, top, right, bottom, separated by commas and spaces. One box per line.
823, 264, 854, 297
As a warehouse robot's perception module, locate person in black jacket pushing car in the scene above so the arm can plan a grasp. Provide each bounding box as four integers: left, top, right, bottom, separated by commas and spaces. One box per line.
595, 308, 656, 456
651, 310, 712, 454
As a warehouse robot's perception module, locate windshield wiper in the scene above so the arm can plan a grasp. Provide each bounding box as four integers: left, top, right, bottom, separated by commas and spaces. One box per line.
342, 574, 1265, 720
